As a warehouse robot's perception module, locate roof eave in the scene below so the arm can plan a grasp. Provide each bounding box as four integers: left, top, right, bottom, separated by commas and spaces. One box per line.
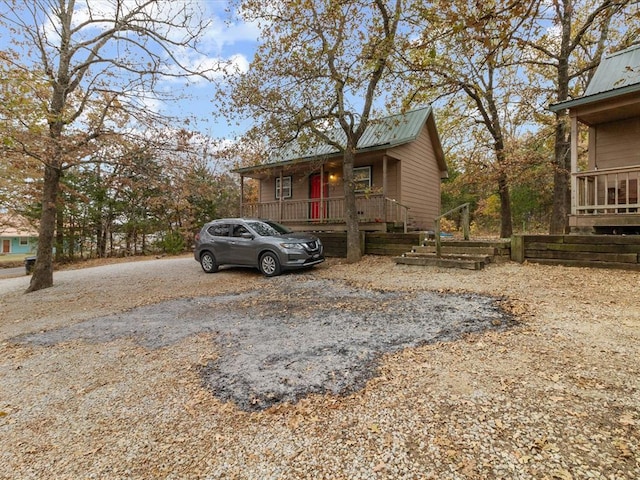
549, 83, 640, 112
234, 141, 404, 175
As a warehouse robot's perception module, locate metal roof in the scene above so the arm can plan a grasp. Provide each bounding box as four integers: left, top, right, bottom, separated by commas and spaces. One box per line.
249, 106, 434, 168
585, 45, 640, 95
550, 45, 640, 112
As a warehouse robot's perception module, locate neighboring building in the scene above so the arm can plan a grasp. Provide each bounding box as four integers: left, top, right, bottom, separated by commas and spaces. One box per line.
234, 106, 448, 232
550, 45, 640, 234
0, 215, 38, 254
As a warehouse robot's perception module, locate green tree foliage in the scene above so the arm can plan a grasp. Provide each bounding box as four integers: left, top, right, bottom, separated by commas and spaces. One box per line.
50, 139, 240, 259
406, 0, 637, 237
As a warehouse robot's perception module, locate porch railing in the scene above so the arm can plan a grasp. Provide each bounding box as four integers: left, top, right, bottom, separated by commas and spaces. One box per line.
241, 194, 409, 228
573, 166, 640, 215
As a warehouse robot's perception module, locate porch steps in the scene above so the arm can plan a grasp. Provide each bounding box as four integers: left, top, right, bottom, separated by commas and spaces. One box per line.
393, 239, 512, 270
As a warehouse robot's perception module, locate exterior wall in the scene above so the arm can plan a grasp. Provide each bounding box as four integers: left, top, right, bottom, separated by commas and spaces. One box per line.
0, 236, 37, 254
590, 117, 640, 169
388, 126, 442, 230
258, 155, 400, 202
259, 172, 310, 202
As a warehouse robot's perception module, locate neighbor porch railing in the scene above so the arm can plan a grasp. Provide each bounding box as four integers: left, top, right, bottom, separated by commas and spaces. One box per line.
241, 194, 409, 228
573, 166, 640, 215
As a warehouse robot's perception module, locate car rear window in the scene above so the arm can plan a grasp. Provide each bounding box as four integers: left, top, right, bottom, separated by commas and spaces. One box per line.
207, 224, 230, 236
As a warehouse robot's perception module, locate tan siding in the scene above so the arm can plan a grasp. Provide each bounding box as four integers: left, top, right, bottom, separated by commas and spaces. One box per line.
388, 127, 442, 229
594, 117, 640, 169
260, 177, 275, 202
384, 159, 400, 200
260, 172, 310, 202
324, 156, 399, 198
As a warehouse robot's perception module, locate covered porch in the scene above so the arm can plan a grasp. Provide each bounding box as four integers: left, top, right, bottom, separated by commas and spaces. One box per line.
570, 164, 640, 232
237, 152, 411, 232
241, 193, 410, 232
566, 107, 640, 232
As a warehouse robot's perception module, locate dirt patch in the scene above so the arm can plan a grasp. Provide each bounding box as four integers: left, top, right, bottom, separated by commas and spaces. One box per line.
16, 277, 512, 411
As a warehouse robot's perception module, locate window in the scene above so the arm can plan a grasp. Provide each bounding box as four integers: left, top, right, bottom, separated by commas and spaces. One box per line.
19, 237, 29, 246
207, 224, 230, 236
275, 176, 292, 199
353, 166, 372, 192
231, 224, 250, 237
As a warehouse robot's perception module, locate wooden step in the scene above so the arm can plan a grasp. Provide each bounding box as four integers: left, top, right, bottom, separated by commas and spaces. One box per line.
393, 254, 485, 270
412, 245, 499, 257
421, 239, 511, 249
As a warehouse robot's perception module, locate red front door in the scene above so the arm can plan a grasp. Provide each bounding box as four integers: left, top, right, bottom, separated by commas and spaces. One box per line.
2, 239, 10, 253
310, 174, 328, 220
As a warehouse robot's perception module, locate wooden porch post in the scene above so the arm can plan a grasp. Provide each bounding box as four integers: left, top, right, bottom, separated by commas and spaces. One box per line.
320, 164, 325, 222
278, 170, 283, 222
239, 174, 244, 217
382, 155, 388, 222
571, 115, 578, 216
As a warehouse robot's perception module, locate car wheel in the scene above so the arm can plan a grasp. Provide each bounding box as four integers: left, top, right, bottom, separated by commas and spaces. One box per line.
200, 251, 218, 273
259, 252, 281, 277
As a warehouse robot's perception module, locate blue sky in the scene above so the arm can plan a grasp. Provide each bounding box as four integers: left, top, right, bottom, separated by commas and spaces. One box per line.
163, 1, 260, 140
0, 0, 260, 142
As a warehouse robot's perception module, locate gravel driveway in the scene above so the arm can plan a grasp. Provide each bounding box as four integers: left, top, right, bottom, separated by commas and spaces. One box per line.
1, 255, 639, 479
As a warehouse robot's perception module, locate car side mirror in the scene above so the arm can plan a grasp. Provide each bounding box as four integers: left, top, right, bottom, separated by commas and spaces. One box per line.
241, 232, 254, 239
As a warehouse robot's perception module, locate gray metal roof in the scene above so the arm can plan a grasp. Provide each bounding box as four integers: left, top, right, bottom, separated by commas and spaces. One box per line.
585, 45, 640, 95
266, 106, 434, 164
550, 45, 640, 112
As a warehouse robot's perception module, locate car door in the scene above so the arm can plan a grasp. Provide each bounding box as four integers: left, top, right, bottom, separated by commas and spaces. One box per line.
206, 223, 233, 264
227, 223, 256, 265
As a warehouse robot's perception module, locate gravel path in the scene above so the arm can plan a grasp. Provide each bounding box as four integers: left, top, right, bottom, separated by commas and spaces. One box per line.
1, 255, 639, 479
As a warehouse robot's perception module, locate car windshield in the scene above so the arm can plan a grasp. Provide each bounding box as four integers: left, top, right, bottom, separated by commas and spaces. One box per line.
246, 220, 291, 237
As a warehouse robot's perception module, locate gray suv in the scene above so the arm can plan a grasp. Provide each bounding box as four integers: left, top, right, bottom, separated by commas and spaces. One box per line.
194, 218, 324, 276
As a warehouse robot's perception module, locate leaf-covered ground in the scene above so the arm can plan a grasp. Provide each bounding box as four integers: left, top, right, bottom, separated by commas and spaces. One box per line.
0, 256, 638, 479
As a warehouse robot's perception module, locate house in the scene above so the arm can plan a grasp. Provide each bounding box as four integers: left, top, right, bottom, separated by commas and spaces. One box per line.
550, 45, 640, 234
234, 106, 448, 232
0, 214, 38, 254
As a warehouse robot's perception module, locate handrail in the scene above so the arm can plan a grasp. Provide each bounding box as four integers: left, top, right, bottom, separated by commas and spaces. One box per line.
434, 203, 470, 257
385, 197, 410, 233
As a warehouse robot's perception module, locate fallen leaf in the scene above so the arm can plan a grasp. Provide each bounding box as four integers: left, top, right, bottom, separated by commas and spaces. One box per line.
613, 439, 633, 458
552, 469, 573, 480
619, 413, 635, 426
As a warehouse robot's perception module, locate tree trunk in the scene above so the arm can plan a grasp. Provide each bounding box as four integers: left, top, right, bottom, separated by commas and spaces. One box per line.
498, 171, 513, 238
343, 146, 362, 263
55, 196, 64, 261
550, 112, 571, 233
26, 163, 61, 292
550, 0, 572, 234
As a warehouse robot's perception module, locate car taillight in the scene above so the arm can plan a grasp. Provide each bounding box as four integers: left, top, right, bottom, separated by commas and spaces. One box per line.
195, 232, 200, 242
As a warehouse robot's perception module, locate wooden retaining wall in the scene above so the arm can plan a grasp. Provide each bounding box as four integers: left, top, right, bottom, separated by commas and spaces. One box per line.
315, 232, 421, 257
317, 232, 640, 271
512, 234, 640, 270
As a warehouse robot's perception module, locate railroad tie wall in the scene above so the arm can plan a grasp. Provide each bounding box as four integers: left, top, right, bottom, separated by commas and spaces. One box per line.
512, 235, 640, 270
313, 232, 421, 257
